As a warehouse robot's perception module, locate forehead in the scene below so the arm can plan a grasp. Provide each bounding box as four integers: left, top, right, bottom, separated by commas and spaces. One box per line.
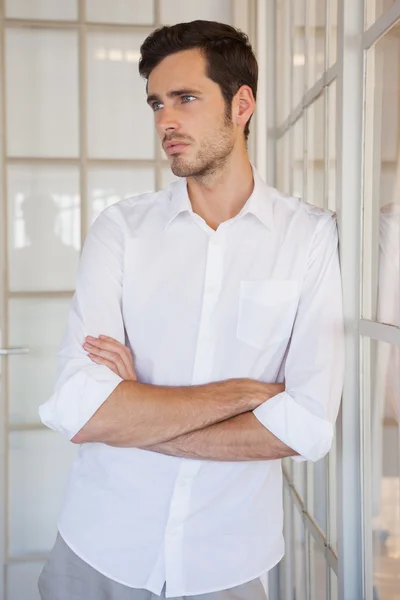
147, 48, 213, 94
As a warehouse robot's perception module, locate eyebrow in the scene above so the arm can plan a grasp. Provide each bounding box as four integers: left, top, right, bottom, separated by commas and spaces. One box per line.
146, 89, 203, 106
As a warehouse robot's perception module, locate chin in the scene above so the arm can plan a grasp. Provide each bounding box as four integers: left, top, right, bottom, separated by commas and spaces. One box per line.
170, 159, 193, 178
170, 158, 210, 179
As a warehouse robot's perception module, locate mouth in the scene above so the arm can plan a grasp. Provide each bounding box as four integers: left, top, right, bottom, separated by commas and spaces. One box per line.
164, 142, 190, 155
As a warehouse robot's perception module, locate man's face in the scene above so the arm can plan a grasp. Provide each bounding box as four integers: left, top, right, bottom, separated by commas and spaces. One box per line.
147, 48, 237, 178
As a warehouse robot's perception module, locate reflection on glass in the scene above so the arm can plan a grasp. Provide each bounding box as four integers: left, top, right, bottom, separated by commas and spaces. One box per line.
160, 0, 232, 25
8, 164, 80, 291
364, 24, 400, 325
5, 0, 77, 20
277, 133, 291, 195
294, 507, 307, 600
293, 116, 304, 198
281, 486, 292, 599
8, 430, 77, 556
284, 456, 294, 479
276, 0, 291, 124
307, 0, 326, 87
309, 535, 328, 600
310, 457, 328, 534
87, 31, 153, 159
86, 0, 154, 24
328, 0, 338, 67
307, 94, 325, 208
366, 0, 397, 29
8, 298, 71, 425
377, 202, 399, 328
6, 28, 79, 158
370, 339, 400, 599
293, 461, 306, 501
328, 82, 337, 211
330, 569, 338, 600
328, 433, 338, 553
87, 166, 155, 227
292, 0, 306, 109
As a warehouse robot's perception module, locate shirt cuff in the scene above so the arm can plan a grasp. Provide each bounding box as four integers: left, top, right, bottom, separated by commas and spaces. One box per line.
39, 365, 123, 440
252, 391, 334, 462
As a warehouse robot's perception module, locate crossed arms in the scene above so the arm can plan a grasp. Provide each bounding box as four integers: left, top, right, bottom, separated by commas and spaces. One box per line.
39, 211, 344, 464
71, 354, 297, 461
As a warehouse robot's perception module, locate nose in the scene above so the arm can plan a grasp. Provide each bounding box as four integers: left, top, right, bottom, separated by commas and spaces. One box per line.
156, 105, 180, 135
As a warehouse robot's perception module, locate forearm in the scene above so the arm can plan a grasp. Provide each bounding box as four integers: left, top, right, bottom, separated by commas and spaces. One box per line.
142, 411, 298, 461
72, 378, 283, 447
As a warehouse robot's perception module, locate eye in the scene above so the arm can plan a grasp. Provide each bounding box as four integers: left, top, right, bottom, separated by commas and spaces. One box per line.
181, 95, 196, 104
151, 102, 163, 112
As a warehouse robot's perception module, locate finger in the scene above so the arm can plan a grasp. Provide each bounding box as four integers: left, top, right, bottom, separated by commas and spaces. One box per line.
85, 342, 136, 381
85, 337, 134, 378
85, 344, 126, 375
88, 354, 121, 376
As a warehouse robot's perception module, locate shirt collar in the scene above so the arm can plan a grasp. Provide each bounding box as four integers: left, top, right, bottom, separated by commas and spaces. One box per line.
165, 164, 273, 231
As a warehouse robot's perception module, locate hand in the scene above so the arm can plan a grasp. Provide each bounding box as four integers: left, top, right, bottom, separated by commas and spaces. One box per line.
83, 335, 137, 381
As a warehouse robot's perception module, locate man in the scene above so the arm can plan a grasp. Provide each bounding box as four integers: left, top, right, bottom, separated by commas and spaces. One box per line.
38, 20, 344, 600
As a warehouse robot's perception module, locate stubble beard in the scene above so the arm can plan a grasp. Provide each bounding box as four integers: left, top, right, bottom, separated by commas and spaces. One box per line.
170, 113, 235, 181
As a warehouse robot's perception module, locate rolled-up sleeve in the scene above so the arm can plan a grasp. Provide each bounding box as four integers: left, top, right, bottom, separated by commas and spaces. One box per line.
39, 207, 125, 440
252, 214, 344, 462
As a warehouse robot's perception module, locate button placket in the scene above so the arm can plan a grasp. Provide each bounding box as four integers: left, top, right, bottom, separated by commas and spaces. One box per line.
191, 237, 224, 385
164, 460, 202, 595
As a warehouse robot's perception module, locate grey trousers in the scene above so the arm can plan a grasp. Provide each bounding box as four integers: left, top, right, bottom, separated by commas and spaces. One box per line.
38, 533, 267, 600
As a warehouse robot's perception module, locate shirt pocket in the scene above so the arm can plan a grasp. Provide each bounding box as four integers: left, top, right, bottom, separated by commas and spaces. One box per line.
237, 280, 299, 350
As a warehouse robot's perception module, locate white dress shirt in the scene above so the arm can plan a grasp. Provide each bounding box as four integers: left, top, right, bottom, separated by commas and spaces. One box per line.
39, 165, 344, 598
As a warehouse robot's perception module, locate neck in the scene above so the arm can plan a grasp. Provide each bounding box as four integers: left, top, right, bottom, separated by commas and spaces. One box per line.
186, 151, 254, 231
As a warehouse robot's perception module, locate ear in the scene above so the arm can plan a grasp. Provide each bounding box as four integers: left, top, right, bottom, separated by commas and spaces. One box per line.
233, 85, 256, 129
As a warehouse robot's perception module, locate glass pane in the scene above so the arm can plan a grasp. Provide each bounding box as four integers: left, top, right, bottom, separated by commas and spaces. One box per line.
330, 569, 338, 600
363, 25, 400, 325
5, 0, 77, 20
160, 0, 232, 25
87, 31, 154, 159
368, 339, 400, 599
328, 432, 338, 552
8, 430, 77, 556
283, 455, 293, 479
6, 28, 79, 157
87, 166, 155, 227
293, 116, 304, 198
277, 132, 291, 195
307, 0, 326, 88
7, 163, 80, 291
310, 457, 328, 534
328, 82, 337, 211
309, 534, 328, 600
86, 0, 154, 24
8, 298, 71, 425
7, 561, 44, 600
161, 165, 180, 189
328, 0, 338, 67
292, 0, 306, 109
293, 461, 307, 501
307, 94, 325, 208
293, 507, 307, 600
276, 0, 291, 124
281, 485, 293, 599
366, 0, 397, 29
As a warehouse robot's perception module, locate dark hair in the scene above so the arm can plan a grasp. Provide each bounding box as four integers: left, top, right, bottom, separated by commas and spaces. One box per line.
139, 20, 258, 141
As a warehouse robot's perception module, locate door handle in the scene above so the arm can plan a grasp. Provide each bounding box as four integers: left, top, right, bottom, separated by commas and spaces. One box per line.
0, 348, 30, 355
